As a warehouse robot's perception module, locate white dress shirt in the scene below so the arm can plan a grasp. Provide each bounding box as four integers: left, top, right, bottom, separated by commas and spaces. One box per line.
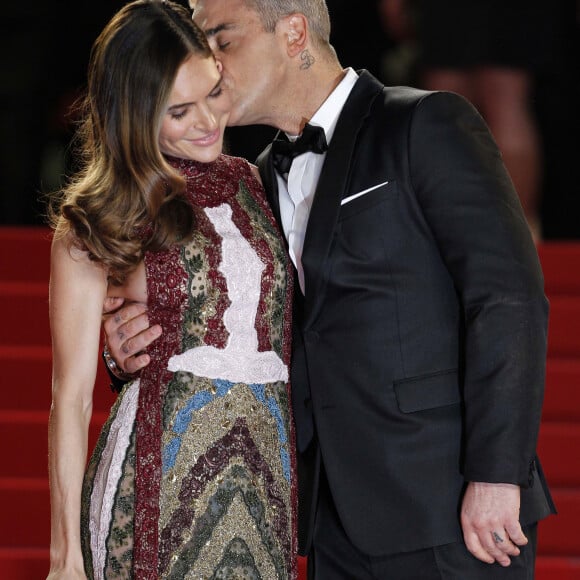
277, 68, 359, 294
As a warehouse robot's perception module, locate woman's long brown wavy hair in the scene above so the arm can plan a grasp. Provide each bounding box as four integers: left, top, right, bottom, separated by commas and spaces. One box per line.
49, 0, 213, 284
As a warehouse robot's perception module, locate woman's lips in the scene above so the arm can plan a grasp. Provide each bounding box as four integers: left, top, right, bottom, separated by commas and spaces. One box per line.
191, 128, 220, 146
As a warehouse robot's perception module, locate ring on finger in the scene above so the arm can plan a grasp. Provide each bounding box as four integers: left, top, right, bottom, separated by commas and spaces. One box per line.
103, 345, 134, 380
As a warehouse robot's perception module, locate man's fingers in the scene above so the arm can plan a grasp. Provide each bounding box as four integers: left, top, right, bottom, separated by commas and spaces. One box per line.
104, 301, 148, 325
505, 521, 528, 547
103, 303, 149, 349
119, 324, 162, 374
103, 296, 125, 314
463, 530, 495, 565
117, 308, 152, 358
101, 300, 160, 376
464, 526, 518, 567
121, 324, 162, 358
460, 481, 525, 567
102, 302, 148, 339
485, 528, 520, 566
105, 323, 160, 375
118, 313, 153, 347
112, 324, 162, 374
123, 352, 151, 375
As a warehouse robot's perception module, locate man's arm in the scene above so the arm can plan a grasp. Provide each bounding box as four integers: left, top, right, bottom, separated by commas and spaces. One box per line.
409, 90, 548, 480
407, 91, 548, 564
102, 297, 162, 375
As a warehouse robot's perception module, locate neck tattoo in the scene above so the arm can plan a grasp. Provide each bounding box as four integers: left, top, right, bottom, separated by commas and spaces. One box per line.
300, 49, 315, 70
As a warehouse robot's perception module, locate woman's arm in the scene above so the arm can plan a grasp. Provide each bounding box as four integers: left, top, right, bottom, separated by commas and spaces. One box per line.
47, 235, 108, 579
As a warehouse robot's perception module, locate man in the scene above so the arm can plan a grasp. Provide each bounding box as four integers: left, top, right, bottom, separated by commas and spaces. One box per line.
103, 1, 555, 577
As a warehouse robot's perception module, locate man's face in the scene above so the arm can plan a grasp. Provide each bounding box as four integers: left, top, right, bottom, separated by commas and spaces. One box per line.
193, 0, 285, 126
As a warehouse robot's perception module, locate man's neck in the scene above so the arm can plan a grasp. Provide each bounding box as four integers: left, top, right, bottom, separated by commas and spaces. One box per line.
274, 62, 347, 135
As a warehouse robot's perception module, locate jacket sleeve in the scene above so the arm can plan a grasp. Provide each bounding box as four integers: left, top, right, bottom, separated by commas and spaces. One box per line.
407, 90, 549, 487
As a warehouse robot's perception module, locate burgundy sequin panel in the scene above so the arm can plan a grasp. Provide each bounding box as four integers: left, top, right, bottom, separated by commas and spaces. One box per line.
134, 241, 188, 579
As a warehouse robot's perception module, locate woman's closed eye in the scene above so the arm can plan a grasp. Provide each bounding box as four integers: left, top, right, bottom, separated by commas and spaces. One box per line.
170, 108, 188, 121
209, 84, 224, 99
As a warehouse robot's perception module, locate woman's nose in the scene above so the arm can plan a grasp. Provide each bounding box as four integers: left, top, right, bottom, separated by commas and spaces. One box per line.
194, 105, 218, 132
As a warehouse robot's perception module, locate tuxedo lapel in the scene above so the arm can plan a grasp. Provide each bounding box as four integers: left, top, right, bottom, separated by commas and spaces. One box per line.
301, 71, 384, 323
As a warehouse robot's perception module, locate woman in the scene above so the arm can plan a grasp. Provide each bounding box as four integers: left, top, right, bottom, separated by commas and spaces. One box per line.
47, 1, 296, 578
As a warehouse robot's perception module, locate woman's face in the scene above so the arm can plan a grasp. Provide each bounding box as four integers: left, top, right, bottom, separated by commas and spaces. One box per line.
159, 55, 230, 163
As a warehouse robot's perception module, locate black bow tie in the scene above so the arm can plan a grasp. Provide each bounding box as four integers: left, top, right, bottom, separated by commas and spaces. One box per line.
271, 123, 328, 176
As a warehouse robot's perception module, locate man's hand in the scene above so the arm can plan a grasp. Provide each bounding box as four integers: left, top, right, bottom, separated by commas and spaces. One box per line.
102, 297, 162, 375
461, 481, 527, 567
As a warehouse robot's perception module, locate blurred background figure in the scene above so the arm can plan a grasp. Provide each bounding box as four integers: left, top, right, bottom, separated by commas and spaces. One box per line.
0, 1, 123, 225
379, 0, 553, 243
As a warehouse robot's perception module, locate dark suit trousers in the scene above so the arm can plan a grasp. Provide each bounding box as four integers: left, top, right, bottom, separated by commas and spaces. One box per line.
308, 460, 538, 580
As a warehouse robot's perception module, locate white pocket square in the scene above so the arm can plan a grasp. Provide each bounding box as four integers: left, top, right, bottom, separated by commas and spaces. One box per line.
341, 181, 390, 205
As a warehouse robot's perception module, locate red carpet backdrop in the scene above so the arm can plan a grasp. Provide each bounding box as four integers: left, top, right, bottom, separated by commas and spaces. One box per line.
0, 227, 578, 579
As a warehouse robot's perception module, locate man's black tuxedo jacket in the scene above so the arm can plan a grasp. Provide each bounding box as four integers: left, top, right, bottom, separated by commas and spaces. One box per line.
257, 71, 555, 557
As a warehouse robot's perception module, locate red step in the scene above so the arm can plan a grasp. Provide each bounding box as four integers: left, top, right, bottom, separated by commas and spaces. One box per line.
537, 488, 580, 556
0, 227, 52, 283
0, 411, 109, 479
539, 243, 580, 295
543, 358, 580, 421
1, 346, 52, 410
0, 478, 49, 548
0, 548, 50, 580
0, 345, 116, 413
536, 556, 580, 580
547, 297, 580, 357
537, 422, 580, 487
0, 282, 50, 346
0, 550, 308, 580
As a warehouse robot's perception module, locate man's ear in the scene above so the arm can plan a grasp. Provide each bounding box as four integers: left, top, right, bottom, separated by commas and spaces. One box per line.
280, 13, 309, 57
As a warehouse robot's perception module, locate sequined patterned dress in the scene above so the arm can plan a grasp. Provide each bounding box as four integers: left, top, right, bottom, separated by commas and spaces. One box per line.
81, 155, 297, 579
